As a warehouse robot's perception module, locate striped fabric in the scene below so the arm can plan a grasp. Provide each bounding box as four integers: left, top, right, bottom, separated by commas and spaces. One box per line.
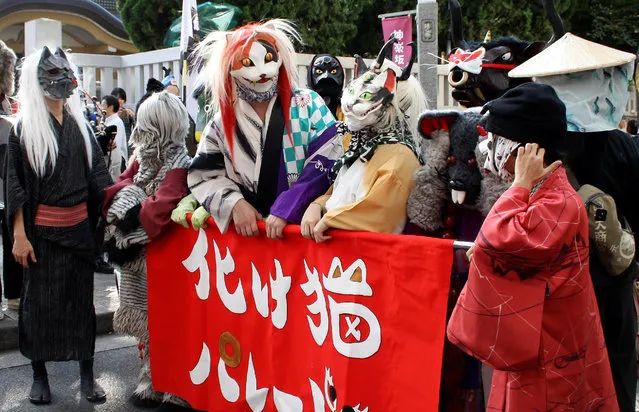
106, 148, 189, 339
188, 88, 336, 233
35, 202, 88, 227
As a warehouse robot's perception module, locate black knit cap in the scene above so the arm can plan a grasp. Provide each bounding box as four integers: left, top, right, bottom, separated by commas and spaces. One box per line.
481, 82, 567, 149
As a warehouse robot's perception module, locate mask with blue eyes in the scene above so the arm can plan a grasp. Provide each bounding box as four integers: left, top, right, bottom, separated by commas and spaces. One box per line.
341, 35, 415, 131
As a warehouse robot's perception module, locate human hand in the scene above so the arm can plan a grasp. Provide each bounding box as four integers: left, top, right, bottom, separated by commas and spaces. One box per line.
13, 234, 36, 268
232, 199, 262, 237
312, 219, 332, 243
301, 203, 323, 240
191, 206, 211, 230
266, 215, 287, 239
512, 143, 562, 191
171, 194, 199, 228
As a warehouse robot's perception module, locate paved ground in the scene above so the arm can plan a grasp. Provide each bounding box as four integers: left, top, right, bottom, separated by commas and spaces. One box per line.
0, 334, 142, 412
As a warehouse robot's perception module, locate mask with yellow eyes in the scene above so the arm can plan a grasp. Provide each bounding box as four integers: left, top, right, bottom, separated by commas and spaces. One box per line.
230, 34, 281, 102
341, 35, 416, 131
308, 54, 344, 94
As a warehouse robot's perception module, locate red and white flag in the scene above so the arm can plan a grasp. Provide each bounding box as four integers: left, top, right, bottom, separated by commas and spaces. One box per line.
146, 222, 453, 411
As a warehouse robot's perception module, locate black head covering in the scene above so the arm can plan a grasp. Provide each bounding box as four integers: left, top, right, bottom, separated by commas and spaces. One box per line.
307, 54, 344, 117
481, 82, 567, 150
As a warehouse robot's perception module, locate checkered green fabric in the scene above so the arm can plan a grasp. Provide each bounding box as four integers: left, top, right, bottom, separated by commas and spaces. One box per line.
283, 89, 336, 177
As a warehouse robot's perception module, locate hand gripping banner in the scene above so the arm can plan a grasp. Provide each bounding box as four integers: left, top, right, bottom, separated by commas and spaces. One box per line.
146, 223, 453, 411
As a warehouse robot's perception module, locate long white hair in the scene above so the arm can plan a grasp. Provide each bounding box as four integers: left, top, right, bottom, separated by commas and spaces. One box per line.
369, 70, 428, 152
397, 75, 428, 142
16, 50, 92, 177
131, 91, 188, 149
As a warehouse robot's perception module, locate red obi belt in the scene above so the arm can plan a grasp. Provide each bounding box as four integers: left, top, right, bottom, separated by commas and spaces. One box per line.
35, 203, 88, 227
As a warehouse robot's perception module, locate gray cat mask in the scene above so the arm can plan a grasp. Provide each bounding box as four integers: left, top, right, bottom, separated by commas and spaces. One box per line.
37, 47, 78, 100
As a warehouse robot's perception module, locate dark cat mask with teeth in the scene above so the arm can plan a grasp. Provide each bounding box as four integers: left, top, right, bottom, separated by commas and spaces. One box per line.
37, 46, 78, 100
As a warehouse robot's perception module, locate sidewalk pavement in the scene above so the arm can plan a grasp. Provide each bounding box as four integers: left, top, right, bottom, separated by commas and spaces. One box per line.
0, 272, 119, 352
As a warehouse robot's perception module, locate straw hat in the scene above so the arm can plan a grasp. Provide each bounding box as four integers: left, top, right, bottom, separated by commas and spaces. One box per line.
509, 33, 636, 78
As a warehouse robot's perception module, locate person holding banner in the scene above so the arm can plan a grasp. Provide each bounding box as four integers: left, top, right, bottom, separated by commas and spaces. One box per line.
447, 83, 617, 411
173, 19, 341, 239
102, 91, 191, 408
301, 36, 426, 241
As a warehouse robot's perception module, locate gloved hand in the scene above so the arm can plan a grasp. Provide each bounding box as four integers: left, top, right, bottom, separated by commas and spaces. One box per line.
191, 206, 210, 230
171, 194, 199, 228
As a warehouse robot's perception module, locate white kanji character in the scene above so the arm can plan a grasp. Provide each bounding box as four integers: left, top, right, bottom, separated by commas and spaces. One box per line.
309, 378, 325, 412
323, 367, 368, 412
595, 221, 606, 231
301, 261, 330, 345
392, 29, 404, 40
189, 341, 211, 385
218, 357, 240, 402
393, 42, 404, 54
270, 259, 292, 329
328, 296, 381, 359
610, 244, 619, 254
323, 257, 373, 297
182, 229, 210, 300
394, 54, 405, 66
595, 231, 607, 244
273, 387, 303, 412
214, 240, 247, 314
246, 353, 269, 412
252, 263, 269, 319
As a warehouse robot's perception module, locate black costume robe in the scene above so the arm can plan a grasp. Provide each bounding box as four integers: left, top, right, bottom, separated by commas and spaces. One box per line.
5, 111, 112, 361
563, 129, 639, 412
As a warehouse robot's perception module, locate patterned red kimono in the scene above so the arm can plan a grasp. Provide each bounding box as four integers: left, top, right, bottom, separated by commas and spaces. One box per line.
447, 167, 618, 411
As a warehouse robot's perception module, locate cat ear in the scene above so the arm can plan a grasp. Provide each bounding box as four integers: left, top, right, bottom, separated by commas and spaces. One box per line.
382, 69, 397, 95
40, 46, 52, 60
353, 54, 368, 79
54, 47, 68, 60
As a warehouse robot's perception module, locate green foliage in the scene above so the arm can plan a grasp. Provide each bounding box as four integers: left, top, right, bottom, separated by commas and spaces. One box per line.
116, 0, 638, 57
437, 0, 576, 52
581, 0, 639, 53
117, 0, 181, 51
225, 0, 373, 55
346, 0, 416, 57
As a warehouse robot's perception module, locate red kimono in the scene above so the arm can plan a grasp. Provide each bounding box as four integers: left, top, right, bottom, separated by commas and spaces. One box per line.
447, 168, 618, 411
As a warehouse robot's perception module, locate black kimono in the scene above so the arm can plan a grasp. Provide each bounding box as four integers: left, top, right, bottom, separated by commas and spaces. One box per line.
5, 111, 112, 361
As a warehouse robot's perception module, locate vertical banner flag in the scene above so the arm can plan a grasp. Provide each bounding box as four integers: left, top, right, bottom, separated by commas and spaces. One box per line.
146, 223, 454, 411
180, 0, 200, 127
381, 16, 413, 68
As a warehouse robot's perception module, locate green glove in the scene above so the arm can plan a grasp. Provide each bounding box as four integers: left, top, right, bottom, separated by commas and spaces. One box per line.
191, 206, 211, 230
171, 194, 198, 228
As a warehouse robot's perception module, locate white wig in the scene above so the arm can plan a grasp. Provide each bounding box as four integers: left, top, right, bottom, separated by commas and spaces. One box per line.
131, 91, 188, 149
397, 75, 429, 142
16, 50, 92, 177
371, 65, 428, 152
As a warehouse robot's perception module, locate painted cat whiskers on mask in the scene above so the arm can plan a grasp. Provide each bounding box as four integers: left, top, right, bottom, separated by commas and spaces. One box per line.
194, 19, 301, 157
230, 35, 282, 102
341, 36, 426, 148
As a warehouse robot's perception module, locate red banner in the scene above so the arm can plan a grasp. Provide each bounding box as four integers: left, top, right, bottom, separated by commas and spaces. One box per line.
147, 223, 453, 411
381, 15, 413, 68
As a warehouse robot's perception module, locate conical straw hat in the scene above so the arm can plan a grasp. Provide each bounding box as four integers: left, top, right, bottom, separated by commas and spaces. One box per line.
509, 33, 636, 78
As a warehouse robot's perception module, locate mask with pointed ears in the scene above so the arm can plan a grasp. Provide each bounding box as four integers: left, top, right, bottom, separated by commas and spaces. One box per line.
341, 35, 416, 131
37, 46, 78, 100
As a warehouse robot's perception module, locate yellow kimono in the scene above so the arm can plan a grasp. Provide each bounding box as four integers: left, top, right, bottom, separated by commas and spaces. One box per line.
314, 135, 421, 234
